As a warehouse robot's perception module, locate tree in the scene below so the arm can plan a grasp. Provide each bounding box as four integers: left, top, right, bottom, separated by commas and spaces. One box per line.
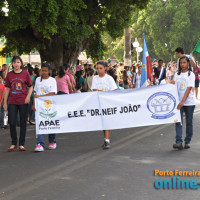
103, 0, 200, 62
131, 0, 200, 61
101, 32, 124, 62
0, 0, 150, 68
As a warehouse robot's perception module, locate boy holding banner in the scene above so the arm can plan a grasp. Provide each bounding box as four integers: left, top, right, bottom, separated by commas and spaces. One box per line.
91, 61, 118, 149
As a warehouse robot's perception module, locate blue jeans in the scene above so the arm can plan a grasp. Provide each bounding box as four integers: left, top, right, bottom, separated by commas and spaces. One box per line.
37, 134, 56, 148
176, 105, 195, 144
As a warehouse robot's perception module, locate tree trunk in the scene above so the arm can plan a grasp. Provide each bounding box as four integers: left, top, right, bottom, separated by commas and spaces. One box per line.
63, 39, 90, 68
63, 48, 82, 68
124, 26, 131, 66
39, 37, 90, 69
39, 36, 63, 69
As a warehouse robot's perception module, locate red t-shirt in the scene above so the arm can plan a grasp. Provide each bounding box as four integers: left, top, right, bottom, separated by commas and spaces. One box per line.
5, 70, 32, 105
0, 83, 5, 102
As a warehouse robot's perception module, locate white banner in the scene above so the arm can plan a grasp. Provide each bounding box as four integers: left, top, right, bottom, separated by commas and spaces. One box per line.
35, 84, 181, 134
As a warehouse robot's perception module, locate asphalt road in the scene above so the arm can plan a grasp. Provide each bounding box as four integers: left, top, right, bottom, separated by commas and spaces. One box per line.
0, 101, 200, 200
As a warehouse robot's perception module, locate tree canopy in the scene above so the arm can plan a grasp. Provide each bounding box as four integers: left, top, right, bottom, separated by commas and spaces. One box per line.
103, 0, 200, 62
0, 0, 149, 67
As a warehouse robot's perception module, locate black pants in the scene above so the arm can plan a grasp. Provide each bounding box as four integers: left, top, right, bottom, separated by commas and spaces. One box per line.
8, 104, 28, 146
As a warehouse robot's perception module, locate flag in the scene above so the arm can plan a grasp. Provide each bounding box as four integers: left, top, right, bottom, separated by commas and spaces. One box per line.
194, 39, 200, 53
140, 34, 153, 87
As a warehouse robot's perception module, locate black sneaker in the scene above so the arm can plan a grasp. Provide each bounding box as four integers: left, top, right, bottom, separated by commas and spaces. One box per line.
184, 143, 190, 149
173, 143, 183, 150
102, 141, 110, 150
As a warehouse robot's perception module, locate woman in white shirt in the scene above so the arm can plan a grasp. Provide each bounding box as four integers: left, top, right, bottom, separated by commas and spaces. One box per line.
133, 66, 142, 88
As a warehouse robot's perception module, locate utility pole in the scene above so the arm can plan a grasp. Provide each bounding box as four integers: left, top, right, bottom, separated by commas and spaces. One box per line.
124, 26, 131, 66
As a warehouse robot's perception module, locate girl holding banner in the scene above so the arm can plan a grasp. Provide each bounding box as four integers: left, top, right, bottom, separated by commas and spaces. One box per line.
171, 56, 195, 150
33, 62, 57, 152
91, 61, 118, 149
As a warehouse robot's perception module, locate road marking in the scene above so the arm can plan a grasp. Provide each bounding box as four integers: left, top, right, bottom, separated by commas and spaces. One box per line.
2, 111, 200, 199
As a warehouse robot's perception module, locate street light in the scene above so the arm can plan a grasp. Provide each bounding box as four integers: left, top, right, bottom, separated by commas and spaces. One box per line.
132, 38, 143, 63
133, 38, 139, 48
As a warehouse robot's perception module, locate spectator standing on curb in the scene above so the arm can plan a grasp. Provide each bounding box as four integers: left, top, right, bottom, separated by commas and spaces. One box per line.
193, 65, 200, 99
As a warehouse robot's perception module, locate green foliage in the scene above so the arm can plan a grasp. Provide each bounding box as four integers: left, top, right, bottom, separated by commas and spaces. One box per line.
103, 0, 200, 62
102, 32, 124, 62
131, 0, 200, 61
86, 31, 107, 63
0, 0, 150, 63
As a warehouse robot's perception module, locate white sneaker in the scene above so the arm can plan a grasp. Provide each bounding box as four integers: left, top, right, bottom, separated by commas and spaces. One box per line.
34, 144, 44, 152
48, 143, 57, 150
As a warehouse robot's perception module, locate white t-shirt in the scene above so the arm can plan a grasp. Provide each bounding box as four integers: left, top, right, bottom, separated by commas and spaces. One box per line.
177, 54, 195, 70
91, 74, 117, 91
34, 77, 57, 95
173, 71, 195, 106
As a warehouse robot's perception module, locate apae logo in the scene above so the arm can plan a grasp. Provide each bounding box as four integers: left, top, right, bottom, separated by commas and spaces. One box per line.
39, 100, 60, 129
147, 92, 176, 119
39, 100, 57, 119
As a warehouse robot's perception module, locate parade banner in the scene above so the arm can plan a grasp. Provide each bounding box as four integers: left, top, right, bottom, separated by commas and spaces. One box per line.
35, 84, 181, 134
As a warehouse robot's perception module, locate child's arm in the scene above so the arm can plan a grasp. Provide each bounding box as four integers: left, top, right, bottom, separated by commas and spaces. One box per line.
67, 79, 73, 93
93, 89, 103, 91
35, 92, 56, 98
177, 87, 192, 110
190, 57, 196, 69
3, 87, 10, 111
25, 86, 33, 104
71, 78, 76, 93
170, 80, 175, 84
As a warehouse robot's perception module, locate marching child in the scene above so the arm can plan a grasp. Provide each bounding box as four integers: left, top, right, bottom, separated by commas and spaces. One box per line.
171, 56, 195, 150
33, 62, 57, 152
91, 61, 118, 149
4, 56, 33, 151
